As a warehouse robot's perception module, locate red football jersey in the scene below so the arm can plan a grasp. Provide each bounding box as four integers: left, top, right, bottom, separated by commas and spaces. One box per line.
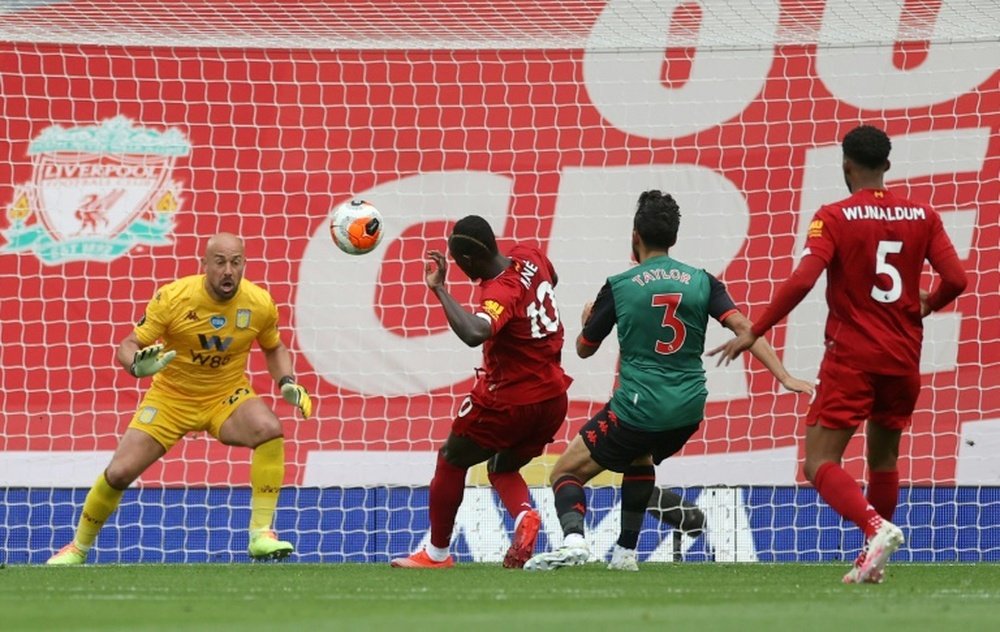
804, 188, 960, 374
471, 244, 572, 406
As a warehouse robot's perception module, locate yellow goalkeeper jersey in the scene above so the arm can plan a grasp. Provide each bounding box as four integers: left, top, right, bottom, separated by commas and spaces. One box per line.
133, 274, 282, 399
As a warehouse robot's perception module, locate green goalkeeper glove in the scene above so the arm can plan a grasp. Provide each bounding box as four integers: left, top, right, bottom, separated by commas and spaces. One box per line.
279, 376, 312, 418
130, 343, 176, 377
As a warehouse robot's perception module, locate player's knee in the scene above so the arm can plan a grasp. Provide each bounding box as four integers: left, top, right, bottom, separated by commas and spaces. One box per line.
548, 465, 574, 486
802, 459, 826, 484
438, 444, 466, 468
488, 453, 528, 474
867, 454, 898, 471
252, 423, 283, 448
103, 466, 136, 490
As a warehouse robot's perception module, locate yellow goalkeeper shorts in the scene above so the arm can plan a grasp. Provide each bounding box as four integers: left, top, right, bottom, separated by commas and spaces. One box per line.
127, 382, 258, 450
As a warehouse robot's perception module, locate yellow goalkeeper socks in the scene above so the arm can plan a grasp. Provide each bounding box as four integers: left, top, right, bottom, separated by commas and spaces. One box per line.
250, 437, 285, 533
75, 473, 125, 550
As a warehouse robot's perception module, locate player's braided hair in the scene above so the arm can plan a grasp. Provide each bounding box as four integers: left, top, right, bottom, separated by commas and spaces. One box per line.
449, 214, 498, 259
842, 124, 891, 169
634, 190, 680, 250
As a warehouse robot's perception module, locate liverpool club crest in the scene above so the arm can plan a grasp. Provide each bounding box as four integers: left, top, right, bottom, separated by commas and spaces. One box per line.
1, 116, 191, 264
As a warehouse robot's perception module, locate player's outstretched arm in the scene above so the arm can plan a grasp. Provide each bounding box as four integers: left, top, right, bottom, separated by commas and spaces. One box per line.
706, 329, 757, 366
708, 254, 826, 366
715, 312, 813, 395
747, 338, 814, 395
706, 312, 758, 366
117, 331, 176, 378
425, 249, 492, 347
262, 342, 312, 418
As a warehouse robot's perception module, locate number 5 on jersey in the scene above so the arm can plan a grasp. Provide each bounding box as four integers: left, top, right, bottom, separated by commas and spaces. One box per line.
872, 240, 903, 303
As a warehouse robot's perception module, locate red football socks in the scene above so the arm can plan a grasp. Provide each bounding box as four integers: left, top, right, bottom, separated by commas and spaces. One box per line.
866, 469, 900, 521
428, 454, 468, 549
813, 461, 882, 538
488, 470, 533, 519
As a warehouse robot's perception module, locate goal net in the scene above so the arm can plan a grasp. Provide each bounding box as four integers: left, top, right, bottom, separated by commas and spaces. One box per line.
1, 0, 998, 564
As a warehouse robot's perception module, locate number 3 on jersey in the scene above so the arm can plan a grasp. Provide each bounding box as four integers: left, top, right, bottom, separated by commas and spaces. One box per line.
651, 292, 686, 355
526, 280, 560, 338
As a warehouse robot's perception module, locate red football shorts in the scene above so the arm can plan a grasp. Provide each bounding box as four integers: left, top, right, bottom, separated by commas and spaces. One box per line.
806, 357, 921, 431
451, 392, 568, 458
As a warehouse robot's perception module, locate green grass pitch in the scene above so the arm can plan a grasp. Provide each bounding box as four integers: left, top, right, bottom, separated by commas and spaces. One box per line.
3, 563, 999, 631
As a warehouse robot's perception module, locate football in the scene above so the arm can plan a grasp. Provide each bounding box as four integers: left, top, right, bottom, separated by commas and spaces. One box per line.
330, 199, 383, 255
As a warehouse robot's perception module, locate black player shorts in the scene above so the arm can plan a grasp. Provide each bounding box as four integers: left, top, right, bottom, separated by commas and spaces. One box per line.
579, 402, 700, 473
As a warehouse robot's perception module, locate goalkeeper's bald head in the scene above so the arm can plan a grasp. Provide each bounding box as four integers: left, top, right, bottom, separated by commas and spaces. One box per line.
204, 232, 244, 258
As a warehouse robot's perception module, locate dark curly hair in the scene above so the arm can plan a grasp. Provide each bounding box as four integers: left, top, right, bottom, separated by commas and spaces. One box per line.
634, 190, 680, 250
842, 125, 891, 170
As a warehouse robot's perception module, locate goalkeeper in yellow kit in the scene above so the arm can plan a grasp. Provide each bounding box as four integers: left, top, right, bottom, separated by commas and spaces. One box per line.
47, 232, 312, 564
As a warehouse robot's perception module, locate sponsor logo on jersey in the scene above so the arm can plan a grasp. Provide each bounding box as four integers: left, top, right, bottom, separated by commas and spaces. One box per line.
185, 310, 199, 321
198, 333, 233, 352
808, 219, 824, 238
235, 309, 251, 329
0, 116, 190, 264
481, 299, 504, 321
210, 315, 226, 329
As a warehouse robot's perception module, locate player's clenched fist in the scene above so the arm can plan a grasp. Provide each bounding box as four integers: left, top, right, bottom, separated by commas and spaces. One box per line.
130, 343, 177, 377
279, 376, 312, 418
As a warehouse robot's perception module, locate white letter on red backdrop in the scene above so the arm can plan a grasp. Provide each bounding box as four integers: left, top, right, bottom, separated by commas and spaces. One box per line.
583, 0, 779, 140
817, 0, 998, 110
